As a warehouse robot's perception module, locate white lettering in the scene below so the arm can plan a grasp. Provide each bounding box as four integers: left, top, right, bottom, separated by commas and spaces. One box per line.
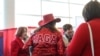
32, 34, 57, 44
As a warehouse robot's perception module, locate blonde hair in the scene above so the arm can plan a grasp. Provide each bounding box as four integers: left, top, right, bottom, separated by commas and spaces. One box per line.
15, 27, 27, 37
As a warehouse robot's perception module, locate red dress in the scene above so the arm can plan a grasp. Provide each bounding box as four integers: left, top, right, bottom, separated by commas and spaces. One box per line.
11, 37, 29, 56
25, 27, 65, 56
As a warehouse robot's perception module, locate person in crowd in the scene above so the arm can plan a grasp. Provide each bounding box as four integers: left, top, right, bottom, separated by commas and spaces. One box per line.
23, 14, 65, 56
66, 0, 100, 56
62, 24, 74, 47
11, 27, 29, 56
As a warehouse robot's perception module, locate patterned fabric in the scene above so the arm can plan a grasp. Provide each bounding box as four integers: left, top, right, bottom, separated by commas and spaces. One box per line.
25, 27, 65, 56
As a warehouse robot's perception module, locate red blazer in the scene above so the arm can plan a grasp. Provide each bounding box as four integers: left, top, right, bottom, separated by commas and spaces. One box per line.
11, 37, 29, 56
24, 27, 65, 56
66, 19, 100, 56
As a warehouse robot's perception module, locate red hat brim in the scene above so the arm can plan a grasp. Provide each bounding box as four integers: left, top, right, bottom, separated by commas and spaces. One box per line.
40, 18, 61, 26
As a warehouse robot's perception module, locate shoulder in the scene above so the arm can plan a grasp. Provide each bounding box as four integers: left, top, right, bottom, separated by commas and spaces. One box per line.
73, 22, 89, 41
11, 38, 21, 45
11, 38, 17, 43
78, 23, 87, 28
75, 23, 88, 32
73, 23, 89, 41
11, 39, 19, 48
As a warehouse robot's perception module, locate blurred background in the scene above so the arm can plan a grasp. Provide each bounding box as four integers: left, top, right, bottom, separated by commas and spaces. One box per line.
0, 0, 98, 56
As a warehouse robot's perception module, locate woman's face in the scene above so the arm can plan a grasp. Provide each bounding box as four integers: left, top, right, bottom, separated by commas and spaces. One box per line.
21, 28, 28, 40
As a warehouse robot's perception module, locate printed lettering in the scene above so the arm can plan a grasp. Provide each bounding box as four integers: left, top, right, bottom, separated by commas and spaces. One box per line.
38, 34, 43, 43
44, 34, 50, 43
32, 34, 57, 44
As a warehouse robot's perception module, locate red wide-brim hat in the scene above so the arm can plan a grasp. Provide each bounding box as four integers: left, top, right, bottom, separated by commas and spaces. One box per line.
38, 14, 61, 26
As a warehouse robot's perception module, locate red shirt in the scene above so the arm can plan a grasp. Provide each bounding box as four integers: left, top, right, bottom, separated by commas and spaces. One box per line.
66, 19, 100, 56
25, 27, 65, 56
11, 37, 29, 56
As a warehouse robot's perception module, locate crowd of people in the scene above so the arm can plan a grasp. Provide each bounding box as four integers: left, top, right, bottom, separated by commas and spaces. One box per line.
11, 0, 100, 56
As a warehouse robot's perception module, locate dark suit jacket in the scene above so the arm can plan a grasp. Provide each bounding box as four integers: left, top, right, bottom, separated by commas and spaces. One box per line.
11, 37, 29, 56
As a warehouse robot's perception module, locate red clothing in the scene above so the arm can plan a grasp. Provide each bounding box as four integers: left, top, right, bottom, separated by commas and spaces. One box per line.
66, 19, 100, 56
11, 37, 29, 56
25, 27, 65, 56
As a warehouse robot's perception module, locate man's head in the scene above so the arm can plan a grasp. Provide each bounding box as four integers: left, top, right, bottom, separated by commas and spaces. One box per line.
63, 24, 74, 37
